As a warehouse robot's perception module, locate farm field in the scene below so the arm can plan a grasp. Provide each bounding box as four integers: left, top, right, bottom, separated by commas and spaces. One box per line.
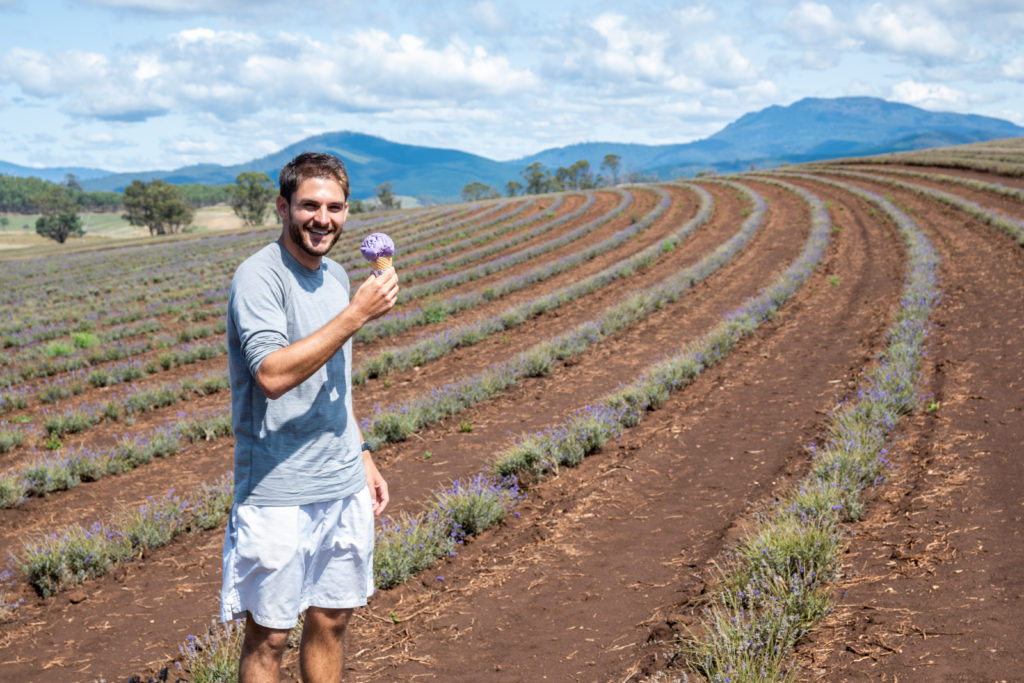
0, 204, 270, 253
0, 138, 1022, 681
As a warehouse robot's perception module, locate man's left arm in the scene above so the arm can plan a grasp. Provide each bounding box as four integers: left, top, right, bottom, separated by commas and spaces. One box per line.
359, 428, 389, 516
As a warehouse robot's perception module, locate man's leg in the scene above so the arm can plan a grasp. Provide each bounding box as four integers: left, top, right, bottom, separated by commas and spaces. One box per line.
299, 606, 353, 682
239, 614, 290, 683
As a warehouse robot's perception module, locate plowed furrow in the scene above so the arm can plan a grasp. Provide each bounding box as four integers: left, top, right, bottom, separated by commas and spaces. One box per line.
790, 172, 1024, 679
330, 178, 906, 681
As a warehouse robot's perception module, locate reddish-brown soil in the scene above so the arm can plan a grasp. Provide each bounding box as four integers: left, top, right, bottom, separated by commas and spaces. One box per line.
0, 161, 1021, 682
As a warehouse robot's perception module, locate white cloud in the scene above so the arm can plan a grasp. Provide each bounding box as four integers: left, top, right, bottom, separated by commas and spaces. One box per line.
1003, 57, 1024, 80
889, 80, 968, 110
674, 5, 716, 28
589, 13, 672, 82
686, 35, 758, 88
783, 2, 840, 43
0, 27, 538, 123
0, 48, 109, 97
854, 3, 981, 62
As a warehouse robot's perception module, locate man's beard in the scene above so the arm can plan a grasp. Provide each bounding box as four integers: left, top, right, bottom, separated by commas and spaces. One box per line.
287, 214, 341, 258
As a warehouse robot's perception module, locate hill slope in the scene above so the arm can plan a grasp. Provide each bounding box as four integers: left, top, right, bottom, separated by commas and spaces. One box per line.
4, 97, 1023, 201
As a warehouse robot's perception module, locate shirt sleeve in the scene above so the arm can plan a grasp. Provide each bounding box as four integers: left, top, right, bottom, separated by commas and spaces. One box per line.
230, 261, 289, 378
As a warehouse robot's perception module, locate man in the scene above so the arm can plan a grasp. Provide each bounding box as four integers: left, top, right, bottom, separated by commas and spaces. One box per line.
221, 152, 398, 682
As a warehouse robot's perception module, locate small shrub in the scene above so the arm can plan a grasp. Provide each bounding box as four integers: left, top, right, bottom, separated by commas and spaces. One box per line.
71, 332, 100, 349
44, 341, 75, 358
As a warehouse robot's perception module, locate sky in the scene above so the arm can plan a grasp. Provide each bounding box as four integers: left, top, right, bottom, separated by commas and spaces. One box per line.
1, 0, 1023, 173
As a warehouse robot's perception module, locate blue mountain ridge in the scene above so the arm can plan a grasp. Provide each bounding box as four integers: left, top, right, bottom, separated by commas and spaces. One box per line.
4, 97, 1022, 203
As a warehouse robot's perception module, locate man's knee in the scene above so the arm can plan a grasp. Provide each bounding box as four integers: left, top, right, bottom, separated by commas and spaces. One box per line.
304, 607, 353, 637
242, 616, 290, 658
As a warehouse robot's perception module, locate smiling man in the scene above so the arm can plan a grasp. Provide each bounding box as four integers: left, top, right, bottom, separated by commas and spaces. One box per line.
221, 152, 399, 682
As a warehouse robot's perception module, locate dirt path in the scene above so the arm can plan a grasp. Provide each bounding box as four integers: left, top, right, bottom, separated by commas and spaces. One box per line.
790, 172, 1024, 680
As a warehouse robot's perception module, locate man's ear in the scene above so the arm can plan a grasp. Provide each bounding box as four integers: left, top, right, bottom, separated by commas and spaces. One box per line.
276, 195, 289, 221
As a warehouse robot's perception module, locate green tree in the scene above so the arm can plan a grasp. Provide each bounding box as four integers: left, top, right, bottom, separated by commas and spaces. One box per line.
228, 172, 276, 226
33, 185, 84, 243
61, 173, 84, 192
601, 154, 621, 186
520, 162, 551, 195
375, 182, 401, 210
505, 180, 523, 197
123, 180, 195, 236
461, 181, 499, 202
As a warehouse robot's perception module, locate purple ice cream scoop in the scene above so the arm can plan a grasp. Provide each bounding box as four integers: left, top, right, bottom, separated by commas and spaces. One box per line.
361, 232, 395, 274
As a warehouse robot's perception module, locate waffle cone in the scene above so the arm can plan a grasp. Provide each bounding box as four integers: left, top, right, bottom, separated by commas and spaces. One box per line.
373, 256, 393, 272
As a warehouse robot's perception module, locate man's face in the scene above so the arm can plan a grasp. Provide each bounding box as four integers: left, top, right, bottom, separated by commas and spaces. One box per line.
278, 176, 349, 268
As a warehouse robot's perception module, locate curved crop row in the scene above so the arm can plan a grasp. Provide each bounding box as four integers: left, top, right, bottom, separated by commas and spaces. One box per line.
354, 184, 713, 383
678, 172, 940, 681
361, 182, 761, 448
807, 168, 1024, 246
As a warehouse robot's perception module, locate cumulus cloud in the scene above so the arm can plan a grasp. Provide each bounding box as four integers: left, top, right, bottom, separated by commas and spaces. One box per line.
783, 2, 841, 43
551, 12, 757, 94
686, 35, 758, 88
854, 3, 982, 62
588, 13, 672, 83
0, 27, 538, 123
1003, 57, 1024, 80
889, 79, 969, 110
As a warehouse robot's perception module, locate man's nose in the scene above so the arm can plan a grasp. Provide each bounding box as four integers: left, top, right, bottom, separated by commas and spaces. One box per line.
313, 206, 330, 224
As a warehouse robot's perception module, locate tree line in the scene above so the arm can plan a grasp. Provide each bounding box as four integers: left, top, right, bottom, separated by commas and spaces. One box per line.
2, 170, 411, 244
461, 154, 656, 202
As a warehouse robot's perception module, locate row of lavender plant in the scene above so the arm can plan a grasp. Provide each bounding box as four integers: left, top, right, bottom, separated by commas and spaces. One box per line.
172, 177, 829, 674
44, 180, 813, 676
811, 168, 1024, 246
0, 187, 705, 513
678, 173, 940, 681
835, 164, 1024, 203
0, 408, 230, 509
489, 178, 830, 479
0, 203, 464, 343
354, 185, 714, 383
344, 197, 548, 275
0, 201, 590, 397
818, 150, 1024, 178
391, 189, 634, 304
354, 190, 645, 342
0, 199, 555, 386
365, 195, 587, 286
360, 182, 762, 448
0, 183, 727, 600
0, 324, 226, 395
17, 473, 234, 598
0, 369, 229, 463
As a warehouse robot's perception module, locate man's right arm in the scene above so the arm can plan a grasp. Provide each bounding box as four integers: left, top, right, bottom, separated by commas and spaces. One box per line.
255, 269, 398, 399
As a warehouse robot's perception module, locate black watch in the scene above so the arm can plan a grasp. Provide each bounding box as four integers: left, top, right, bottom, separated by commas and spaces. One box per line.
360, 441, 371, 452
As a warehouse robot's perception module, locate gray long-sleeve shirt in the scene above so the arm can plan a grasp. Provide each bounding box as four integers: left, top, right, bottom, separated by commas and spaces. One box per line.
226, 241, 364, 506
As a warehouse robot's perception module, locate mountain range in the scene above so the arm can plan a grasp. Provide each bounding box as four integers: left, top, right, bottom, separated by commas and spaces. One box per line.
3, 96, 1022, 203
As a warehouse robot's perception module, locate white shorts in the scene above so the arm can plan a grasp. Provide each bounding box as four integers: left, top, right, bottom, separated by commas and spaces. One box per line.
220, 488, 375, 629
